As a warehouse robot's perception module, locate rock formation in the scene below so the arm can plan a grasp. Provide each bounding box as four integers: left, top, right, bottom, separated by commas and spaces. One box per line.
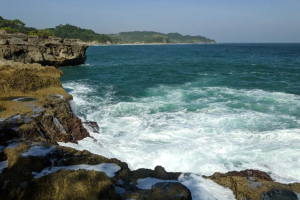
0, 141, 187, 200
0, 60, 89, 144
205, 170, 300, 200
0, 32, 88, 67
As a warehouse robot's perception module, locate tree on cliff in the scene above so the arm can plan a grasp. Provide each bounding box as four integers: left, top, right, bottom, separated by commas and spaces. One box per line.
0, 16, 25, 31
48, 24, 112, 44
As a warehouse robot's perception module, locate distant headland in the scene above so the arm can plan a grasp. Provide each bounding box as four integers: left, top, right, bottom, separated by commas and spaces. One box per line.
0, 16, 216, 45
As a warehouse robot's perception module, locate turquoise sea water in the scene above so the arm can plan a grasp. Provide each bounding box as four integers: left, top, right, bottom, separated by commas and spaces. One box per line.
60, 44, 300, 185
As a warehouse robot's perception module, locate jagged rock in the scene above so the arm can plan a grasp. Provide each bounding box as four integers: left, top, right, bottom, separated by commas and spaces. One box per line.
0, 33, 88, 67
151, 182, 192, 200
205, 170, 300, 200
122, 182, 192, 200
23, 169, 116, 200
0, 142, 189, 200
0, 61, 89, 144
261, 189, 299, 200
83, 121, 100, 133
131, 165, 181, 181
0, 142, 51, 199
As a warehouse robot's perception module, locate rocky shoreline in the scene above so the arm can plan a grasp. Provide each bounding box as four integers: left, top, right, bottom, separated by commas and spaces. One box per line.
0, 34, 299, 200
0, 31, 88, 67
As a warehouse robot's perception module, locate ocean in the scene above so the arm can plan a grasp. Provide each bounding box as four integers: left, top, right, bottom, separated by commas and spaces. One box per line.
59, 44, 300, 199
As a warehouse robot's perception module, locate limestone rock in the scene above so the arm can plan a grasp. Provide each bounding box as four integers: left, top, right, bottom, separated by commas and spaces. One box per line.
131, 165, 181, 181
205, 170, 300, 200
0, 33, 88, 67
83, 121, 100, 133
23, 169, 116, 200
122, 182, 192, 200
0, 61, 89, 144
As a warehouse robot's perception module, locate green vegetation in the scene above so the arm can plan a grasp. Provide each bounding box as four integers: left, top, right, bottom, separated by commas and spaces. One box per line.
0, 16, 51, 36
28, 30, 54, 37
108, 31, 216, 44
45, 24, 112, 44
0, 16, 216, 44
167, 32, 215, 43
0, 16, 111, 43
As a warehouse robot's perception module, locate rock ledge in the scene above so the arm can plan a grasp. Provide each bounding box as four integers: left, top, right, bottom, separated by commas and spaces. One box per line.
0, 33, 88, 67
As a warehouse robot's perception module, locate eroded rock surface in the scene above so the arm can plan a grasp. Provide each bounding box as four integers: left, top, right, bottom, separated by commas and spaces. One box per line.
205, 170, 300, 200
0, 61, 89, 144
24, 169, 116, 200
0, 33, 88, 67
0, 141, 186, 200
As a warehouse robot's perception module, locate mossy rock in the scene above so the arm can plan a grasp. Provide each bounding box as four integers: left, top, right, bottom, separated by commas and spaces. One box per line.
206, 170, 300, 200
23, 169, 116, 200
122, 182, 191, 200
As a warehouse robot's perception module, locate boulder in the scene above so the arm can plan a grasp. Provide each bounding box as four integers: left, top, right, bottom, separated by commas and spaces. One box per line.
205, 170, 300, 200
83, 121, 100, 133
23, 169, 116, 200
122, 182, 191, 200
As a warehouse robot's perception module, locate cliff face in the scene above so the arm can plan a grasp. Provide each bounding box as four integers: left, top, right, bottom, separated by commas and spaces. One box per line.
0, 33, 88, 67
0, 60, 89, 143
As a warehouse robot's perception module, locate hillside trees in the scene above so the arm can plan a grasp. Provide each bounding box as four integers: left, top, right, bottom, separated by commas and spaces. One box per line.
51, 24, 112, 43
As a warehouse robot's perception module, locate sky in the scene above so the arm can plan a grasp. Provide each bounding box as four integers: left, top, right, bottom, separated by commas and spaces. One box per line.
1, 0, 300, 43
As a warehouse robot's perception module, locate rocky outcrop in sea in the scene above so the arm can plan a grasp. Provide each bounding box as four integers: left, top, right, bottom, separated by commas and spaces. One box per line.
0, 31, 88, 67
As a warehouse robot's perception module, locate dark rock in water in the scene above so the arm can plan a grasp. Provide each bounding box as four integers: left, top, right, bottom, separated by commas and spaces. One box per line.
205, 170, 300, 200
23, 169, 116, 200
131, 165, 181, 181
216, 169, 273, 181
0, 33, 88, 67
83, 121, 100, 133
262, 189, 299, 200
122, 182, 192, 200
151, 182, 192, 200
0, 141, 187, 200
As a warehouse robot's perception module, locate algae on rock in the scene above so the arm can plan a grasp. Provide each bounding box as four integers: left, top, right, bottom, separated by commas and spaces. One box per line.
0, 60, 89, 144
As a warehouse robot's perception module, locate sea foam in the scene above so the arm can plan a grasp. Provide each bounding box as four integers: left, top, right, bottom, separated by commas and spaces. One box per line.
60, 81, 300, 184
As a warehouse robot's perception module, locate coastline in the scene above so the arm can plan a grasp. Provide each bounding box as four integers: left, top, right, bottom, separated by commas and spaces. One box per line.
86, 42, 217, 46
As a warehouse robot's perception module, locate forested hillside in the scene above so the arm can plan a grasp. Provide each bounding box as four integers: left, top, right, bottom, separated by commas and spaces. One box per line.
109, 31, 216, 44
0, 16, 111, 43
0, 16, 216, 44
45, 24, 112, 44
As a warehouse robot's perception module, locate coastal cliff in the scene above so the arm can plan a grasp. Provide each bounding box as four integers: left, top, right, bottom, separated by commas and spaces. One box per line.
0, 60, 89, 143
0, 32, 88, 67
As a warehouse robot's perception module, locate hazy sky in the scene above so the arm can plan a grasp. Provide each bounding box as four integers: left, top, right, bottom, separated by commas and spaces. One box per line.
1, 0, 300, 43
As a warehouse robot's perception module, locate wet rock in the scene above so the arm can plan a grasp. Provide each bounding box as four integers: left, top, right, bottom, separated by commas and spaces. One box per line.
0, 33, 88, 67
83, 121, 100, 133
0, 141, 192, 200
262, 189, 299, 200
23, 169, 116, 200
0, 142, 51, 199
206, 170, 300, 200
0, 61, 89, 144
131, 165, 181, 181
122, 182, 191, 200
151, 182, 192, 200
